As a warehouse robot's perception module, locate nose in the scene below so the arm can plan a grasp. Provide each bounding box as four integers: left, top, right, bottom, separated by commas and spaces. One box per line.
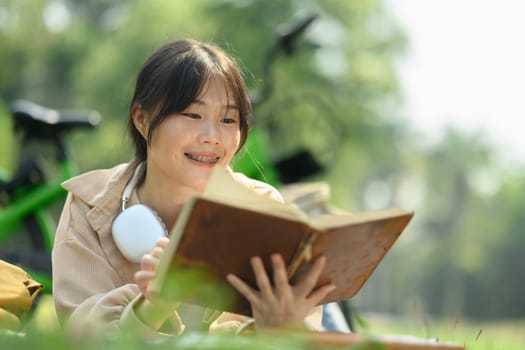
198, 119, 220, 144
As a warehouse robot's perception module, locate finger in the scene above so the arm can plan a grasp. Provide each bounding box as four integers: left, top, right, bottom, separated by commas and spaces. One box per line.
156, 236, 170, 248
150, 246, 164, 259
226, 273, 259, 306
305, 283, 336, 307
134, 270, 155, 295
251, 256, 273, 297
135, 270, 155, 284
141, 254, 159, 272
295, 255, 326, 297
271, 254, 290, 297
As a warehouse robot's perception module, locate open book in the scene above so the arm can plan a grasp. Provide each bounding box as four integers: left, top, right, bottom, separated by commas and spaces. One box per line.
149, 167, 414, 316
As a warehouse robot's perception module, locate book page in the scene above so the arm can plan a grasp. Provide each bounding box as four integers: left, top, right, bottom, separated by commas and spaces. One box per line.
310, 207, 412, 230
202, 166, 308, 222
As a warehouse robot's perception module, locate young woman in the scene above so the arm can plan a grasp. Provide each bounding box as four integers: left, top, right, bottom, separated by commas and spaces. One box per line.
52, 38, 335, 339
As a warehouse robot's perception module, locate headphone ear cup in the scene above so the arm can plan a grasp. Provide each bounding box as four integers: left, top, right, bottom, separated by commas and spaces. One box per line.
112, 204, 168, 263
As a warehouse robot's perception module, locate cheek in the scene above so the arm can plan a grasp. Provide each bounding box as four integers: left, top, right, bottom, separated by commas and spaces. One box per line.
150, 121, 189, 155
223, 130, 241, 160
231, 131, 242, 152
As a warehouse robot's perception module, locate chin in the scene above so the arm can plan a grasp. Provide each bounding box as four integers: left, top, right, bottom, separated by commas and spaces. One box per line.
189, 174, 212, 193
184, 164, 225, 192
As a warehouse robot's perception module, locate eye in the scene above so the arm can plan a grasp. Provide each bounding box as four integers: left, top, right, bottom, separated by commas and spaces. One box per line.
221, 117, 238, 124
180, 113, 201, 120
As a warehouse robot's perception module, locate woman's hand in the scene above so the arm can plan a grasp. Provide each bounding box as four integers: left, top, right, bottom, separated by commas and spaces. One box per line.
133, 236, 182, 330
226, 254, 336, 330
134, 236, 170, 301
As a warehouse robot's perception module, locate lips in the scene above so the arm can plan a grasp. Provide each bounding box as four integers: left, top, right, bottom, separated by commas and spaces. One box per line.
184, 152, 220, 165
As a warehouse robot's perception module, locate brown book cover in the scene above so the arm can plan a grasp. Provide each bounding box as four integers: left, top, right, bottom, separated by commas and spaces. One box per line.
149, 167, 414, 316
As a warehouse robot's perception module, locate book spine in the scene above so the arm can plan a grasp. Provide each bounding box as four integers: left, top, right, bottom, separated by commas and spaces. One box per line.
286, 230, 320, 278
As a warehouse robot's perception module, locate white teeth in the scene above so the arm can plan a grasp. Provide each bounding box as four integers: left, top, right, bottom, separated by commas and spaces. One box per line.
186, 154, 219, 163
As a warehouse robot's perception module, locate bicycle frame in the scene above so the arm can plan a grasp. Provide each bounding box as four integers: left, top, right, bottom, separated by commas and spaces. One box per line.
0, 159, 75, 248
0, 99, 99, 293
0, 159, 76, 292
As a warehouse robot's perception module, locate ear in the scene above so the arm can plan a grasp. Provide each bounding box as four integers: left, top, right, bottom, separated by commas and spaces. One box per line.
131, 103, 149, 139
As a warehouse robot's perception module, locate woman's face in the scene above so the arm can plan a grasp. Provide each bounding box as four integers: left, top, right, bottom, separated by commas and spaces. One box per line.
147, 78, 241, 192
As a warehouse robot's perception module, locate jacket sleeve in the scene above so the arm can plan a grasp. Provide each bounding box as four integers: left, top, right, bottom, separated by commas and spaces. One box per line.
210, 306, 323, 335
52, 193, 183, 338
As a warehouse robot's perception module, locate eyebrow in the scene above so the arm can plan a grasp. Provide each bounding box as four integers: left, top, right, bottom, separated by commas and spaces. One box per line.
193, 99, 239, 110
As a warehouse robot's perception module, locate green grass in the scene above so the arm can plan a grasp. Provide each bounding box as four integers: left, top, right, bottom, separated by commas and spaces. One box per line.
357, 312, 525, 350
5, 296, 378, 350
4, 296, 523, 350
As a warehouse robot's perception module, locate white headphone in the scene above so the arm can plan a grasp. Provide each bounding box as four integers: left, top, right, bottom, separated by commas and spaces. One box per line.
111, 163, 168, 263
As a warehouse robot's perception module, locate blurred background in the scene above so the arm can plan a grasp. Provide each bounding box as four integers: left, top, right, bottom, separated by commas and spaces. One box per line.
0, 0, 523, 345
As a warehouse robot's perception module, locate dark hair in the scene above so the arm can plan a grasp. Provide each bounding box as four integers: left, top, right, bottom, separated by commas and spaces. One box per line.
128, 38, 251, 163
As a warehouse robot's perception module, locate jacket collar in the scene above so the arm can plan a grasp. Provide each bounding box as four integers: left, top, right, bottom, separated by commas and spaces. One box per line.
62, 161, 140, 282
63, 162, 135, 230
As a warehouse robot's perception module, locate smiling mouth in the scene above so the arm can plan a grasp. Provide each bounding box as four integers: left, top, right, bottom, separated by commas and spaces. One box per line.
185, 153, 220, 164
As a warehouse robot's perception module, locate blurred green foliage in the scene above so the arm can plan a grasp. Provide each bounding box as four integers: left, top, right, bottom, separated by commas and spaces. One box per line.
0, 329, 391, 350
0, 0, 524, 322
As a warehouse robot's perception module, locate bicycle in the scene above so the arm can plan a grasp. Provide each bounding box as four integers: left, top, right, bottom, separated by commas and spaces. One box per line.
233, 12, 323, 187
232, 13, 355, 332
0, 100, 100, 293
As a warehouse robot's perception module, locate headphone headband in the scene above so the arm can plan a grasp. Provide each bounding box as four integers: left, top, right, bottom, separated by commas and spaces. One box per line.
121, 162, 144, 211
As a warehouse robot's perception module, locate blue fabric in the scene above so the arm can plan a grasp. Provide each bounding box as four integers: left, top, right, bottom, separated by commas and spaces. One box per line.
321, 302, 351, 332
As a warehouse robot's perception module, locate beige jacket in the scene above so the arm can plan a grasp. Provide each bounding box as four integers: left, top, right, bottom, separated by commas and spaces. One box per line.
52, 161, 321, 339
